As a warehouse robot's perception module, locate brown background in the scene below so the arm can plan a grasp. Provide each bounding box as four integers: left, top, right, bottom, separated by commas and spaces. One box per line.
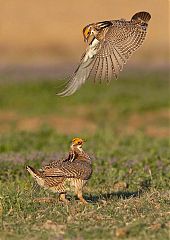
0, 0, 169, 72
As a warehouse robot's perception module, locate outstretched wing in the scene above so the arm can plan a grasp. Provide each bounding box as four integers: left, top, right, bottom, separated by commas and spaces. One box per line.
57, 38, 101, 96
57, 12, 151, 96
95, 11, 151, 81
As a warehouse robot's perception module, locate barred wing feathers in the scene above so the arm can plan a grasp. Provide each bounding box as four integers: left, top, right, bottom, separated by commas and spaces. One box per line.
57, 11, 151, 96
43, 161, 92, 180
57, 39, 101, 96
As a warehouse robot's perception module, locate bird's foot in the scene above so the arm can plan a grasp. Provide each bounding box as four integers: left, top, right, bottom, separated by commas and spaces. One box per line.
59, 194, 70, 204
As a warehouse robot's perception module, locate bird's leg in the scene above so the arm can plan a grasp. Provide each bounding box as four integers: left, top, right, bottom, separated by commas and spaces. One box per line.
77, 190, 88, 204
59, 193, 69, 204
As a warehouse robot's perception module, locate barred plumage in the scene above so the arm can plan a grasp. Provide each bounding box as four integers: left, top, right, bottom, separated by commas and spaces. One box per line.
57, 11, 151, 96
26, 138, 92, 204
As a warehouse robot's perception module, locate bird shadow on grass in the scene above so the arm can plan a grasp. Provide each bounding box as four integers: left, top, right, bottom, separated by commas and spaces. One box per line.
85, 179, 152, 203
85, 190, 142, 203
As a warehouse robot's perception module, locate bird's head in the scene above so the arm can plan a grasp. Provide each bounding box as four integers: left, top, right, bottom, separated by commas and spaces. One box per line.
83, 21, 112, 43
83, 24, 97, 43
71, 137, 85, 151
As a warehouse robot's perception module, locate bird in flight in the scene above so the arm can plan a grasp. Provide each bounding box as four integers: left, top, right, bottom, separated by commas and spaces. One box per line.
57, 11, 151, 96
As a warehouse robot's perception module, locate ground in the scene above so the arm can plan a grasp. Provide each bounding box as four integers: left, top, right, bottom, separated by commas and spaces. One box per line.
0, 71, 169, 239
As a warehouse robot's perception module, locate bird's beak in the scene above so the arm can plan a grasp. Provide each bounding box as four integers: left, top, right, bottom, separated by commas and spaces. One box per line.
84, 31, 90, 43
84, 36, 88, 43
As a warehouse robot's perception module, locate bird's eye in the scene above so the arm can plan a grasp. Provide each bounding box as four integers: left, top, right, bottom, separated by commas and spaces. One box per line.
84, 28, 90, 37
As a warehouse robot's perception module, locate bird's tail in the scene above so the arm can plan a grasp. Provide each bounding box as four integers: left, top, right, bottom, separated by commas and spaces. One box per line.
26, 165, 39, 177
26, 165, 45, 187
131, 11, 151, 23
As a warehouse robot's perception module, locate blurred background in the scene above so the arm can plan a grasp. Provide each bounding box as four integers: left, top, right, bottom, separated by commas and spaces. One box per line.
0, 0, 169, 78
0, 0, 169, 137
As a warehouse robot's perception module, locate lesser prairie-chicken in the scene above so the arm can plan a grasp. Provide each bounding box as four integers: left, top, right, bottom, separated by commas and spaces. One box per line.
57, 11, 151, 96
27, 138, 92, 204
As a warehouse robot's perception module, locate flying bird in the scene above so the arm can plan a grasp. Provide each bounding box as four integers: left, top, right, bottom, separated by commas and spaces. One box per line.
26, 138, 92, 204
57, 11, 151, 96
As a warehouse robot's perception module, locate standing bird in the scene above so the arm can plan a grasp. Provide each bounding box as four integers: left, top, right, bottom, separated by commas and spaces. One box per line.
26, 138, 92, 204
57, 11, 151, 96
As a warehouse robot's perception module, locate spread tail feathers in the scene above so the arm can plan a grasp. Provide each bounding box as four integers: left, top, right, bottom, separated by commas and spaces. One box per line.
131, 11, 151, 23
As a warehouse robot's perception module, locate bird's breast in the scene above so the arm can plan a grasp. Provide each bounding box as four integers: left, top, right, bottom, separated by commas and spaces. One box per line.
83, 38, 100, 62
65, 178, 87, 191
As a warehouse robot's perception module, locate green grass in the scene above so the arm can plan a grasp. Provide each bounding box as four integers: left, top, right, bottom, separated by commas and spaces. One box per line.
0, 72, 169, 116
0, 71, 170, 239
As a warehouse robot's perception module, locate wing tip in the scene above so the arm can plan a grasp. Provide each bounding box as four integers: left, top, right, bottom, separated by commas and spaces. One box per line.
131, 11, 151, 23
56, 91, 74, 97
56, 92, 67, 97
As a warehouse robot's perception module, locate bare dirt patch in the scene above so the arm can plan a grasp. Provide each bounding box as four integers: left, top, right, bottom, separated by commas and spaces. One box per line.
145, 126, 169, 138
0, 111, 17, 121
124, 109, 170, 138
0, 109, 169, 138
0, 111, 97, 134
0, 111, 18, 133
18, 115, 97, 134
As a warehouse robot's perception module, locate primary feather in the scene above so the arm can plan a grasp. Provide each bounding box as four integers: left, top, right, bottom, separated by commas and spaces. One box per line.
57, 11, 151, 96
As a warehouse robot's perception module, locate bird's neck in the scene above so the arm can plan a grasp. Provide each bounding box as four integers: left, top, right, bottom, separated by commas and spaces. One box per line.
66, 146, 91, 164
